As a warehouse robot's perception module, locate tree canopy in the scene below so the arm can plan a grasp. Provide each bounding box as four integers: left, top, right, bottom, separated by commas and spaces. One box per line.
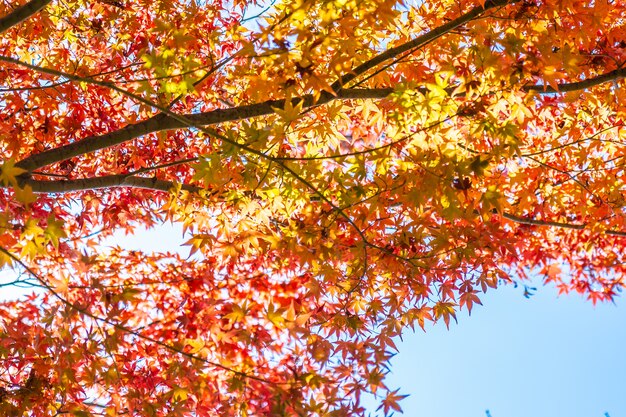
1, 0, 626, 415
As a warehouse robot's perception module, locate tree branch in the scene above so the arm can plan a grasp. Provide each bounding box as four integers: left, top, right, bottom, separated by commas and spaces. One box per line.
11, 69, 623, 174
16, 61, 626, 175
523, 67, 626, 93
0, 0, 52, 33
330, 0, 520, 90
16, 114, 171, 172
5, 0, 518, 173
502, 212, 626, 237
7, 0, 626, 175
13, 88, 392, 172
19, 173, 626, 238
20, 175, 201, 194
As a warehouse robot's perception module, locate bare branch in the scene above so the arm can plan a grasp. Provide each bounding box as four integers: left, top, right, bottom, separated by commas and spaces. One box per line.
523, 67, 626, 93
330, 0, 520, 90
502, 212, 626, 237
13, 88, 391, 172
0, 0, 52, 33
21, 175, 201, 194
14, 64, 626, 174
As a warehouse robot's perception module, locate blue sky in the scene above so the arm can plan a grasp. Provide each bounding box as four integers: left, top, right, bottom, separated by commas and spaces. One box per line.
373, 280, 626, 417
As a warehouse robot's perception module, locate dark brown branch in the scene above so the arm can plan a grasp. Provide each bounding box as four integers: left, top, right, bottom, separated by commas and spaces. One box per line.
502, 212, 626, 237
0, 0, 52, 33
16, 115, 172, 172
21, 175, 201, 194
330, 0, 520, 90
14, 88, 392, 172
17, 61, 626, 174
18, 174, 626, 237
523, 67, 626, 93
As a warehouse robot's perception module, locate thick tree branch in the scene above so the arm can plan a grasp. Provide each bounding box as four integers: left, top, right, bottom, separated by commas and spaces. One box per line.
502, 212, 626, 237
6, 1, 518, 171
21, 175, 200, 194
15, 66, 626, 174
16, 114, 171, 172
331, 0, 520, 90
14, 174, 626, 238
523, 67, 626, 93
3, 0, 615, 176
0, 0, 52, 33
7, 0, 626, 175
17, 63, 626, 174
14, 88, 392, 172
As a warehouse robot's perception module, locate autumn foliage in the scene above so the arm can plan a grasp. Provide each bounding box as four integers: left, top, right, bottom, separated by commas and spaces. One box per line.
1, 0, 626, 414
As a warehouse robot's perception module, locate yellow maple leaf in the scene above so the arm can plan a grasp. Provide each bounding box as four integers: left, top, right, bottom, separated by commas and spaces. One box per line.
45, 215, 67, 248
184, 338, 205, 354
266, 303, 285, 327
0, 158, 26, 187
272, 93, 304, 124
172, 387, 188, 401
14, 184, 38, 206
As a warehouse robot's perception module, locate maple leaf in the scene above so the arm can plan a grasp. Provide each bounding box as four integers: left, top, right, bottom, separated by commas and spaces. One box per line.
272, 93, 304, 124
541, 263, 562, 283
459, 291, 483, 314
13, 184, 37, 206
434, 302, 458, 329
377, 389, 409, 416
0, 158, 26, 187
44, 215, 67, 248
266, 303, 286, 328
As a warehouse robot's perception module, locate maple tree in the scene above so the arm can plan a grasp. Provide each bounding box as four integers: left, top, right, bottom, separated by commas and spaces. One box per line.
1, 0, 626, 414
